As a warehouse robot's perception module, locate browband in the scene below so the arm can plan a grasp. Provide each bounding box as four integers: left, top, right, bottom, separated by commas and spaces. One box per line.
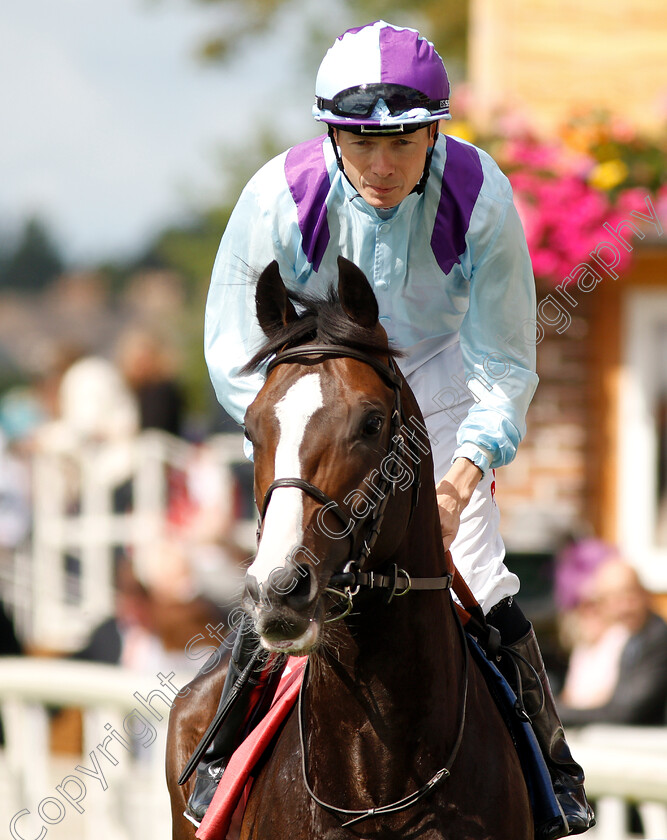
266, 344, 402, 389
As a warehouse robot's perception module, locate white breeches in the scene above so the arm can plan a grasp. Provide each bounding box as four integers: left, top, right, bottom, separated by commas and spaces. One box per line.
406, 344, 521, 614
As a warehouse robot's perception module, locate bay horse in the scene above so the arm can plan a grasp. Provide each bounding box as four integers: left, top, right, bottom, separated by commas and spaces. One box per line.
167, 257, 532, 839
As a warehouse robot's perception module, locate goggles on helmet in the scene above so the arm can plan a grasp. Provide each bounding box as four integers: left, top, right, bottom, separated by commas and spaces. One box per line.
317, 83, 448, 120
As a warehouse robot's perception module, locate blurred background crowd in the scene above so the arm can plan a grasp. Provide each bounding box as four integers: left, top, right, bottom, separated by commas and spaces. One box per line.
0, 313, 252, 670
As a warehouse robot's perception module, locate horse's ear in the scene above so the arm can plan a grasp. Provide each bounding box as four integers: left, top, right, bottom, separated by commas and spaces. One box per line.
337, 256, 378, 329
255, 261, 298, 337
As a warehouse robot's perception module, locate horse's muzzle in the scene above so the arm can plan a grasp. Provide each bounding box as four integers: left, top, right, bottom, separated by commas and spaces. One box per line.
243, 565, 322, 653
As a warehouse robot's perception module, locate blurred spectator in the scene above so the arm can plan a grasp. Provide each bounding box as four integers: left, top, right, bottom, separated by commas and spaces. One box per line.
73, 548, 242, 676
71, 558, 152, 668
167, 440, 236, 545
557, 555, 667, 726
551, 538, 619, 674
35, 355, 140, 515
116, 327, 185, 436
0, 596, 21, 657
29, 341, 85, 424
0, 596, 21, 745
554, 538, 618, 615
38, 354, 139, 450
0, 343, 84, 551
0, 386, 47, 449
139, 536, 246, 609
0, 381, 50, 573
0, 428, 32, 558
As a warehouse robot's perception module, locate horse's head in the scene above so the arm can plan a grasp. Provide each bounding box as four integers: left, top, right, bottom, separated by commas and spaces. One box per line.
241, 257, 423, 654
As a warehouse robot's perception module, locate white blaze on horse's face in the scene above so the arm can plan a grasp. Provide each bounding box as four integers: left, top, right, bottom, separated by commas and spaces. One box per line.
248, 372, 323, 593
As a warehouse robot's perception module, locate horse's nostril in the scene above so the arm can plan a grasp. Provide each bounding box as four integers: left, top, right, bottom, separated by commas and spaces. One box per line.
283, 565, 314, 610
246, 565, 316, 611
245, 574, 261, 604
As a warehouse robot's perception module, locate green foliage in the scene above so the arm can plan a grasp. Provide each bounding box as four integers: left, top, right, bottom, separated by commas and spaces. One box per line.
355, 0, 468, 74
191, 0, 468, 79
0, 217, 63, 291
149, 206, 232, 293
142, 130, 285, 296
563, 110, 667, 198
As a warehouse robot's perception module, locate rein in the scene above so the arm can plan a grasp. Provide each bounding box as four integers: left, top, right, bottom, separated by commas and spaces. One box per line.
298, 598, 470, 828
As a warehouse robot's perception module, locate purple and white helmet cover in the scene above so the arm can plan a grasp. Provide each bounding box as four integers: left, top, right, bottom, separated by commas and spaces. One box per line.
313, 20, 451, 128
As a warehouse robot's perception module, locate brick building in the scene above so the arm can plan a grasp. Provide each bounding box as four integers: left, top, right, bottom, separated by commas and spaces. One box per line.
467, 0, 667, 604
469, 0, 667, 136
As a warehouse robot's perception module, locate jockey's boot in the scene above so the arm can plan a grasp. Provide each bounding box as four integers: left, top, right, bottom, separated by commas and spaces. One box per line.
489, 598, 595, 840
185, 617, 280, 826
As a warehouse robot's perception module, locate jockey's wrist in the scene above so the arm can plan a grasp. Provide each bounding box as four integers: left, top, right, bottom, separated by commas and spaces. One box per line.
436, 458, 483, 512
451, 457, 483, 503
452, 442, 492, 476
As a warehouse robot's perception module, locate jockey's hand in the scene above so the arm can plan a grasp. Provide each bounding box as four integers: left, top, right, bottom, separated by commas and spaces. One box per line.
435, 458, 483, 551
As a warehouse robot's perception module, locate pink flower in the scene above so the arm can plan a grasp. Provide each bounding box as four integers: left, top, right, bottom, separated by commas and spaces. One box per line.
496, 120, 662, 284
615, 188, 654, 217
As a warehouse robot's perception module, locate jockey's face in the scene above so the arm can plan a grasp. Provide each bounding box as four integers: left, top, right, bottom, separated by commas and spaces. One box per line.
334, 125, 436, 209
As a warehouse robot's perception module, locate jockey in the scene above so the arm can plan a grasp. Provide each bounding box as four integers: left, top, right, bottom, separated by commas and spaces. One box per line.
192, 20, 594, 838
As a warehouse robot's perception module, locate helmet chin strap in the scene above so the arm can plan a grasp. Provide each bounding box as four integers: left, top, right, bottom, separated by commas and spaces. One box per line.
327, 124, 437, 199
328, 125, 346, 173
412, 139, 436, 195
327, 125, 364, 198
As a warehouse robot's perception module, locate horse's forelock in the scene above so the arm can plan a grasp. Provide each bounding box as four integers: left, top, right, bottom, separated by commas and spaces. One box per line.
240, 286, 401, 376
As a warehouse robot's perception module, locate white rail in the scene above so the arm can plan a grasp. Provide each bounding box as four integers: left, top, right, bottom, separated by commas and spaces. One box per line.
568, 725, 667, 839
1, 658, 666, 840
2, 430, 253, 652
0, 657, 187, 840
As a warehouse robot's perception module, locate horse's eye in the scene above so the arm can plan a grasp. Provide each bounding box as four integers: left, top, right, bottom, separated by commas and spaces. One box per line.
244, 427, 253, 442
362, 414, 384, 437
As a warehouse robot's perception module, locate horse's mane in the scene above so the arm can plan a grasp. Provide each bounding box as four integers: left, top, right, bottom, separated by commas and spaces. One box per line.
241, 285, 402, 375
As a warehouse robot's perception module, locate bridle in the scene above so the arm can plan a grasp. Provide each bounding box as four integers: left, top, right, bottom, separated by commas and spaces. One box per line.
256, 342, 470, 828
257, 343, 454, 610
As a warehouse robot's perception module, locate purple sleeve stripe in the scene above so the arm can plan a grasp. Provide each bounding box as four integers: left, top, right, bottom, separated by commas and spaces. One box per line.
285, 137, 332, 272
431, 137, 484, 275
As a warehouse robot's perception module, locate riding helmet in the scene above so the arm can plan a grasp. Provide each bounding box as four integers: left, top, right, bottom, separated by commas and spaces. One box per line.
313, 20, 451, 135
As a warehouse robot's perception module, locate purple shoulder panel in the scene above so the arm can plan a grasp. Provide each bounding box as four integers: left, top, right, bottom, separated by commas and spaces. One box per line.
284, 136, 332, 272
430, 136, 484, 275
